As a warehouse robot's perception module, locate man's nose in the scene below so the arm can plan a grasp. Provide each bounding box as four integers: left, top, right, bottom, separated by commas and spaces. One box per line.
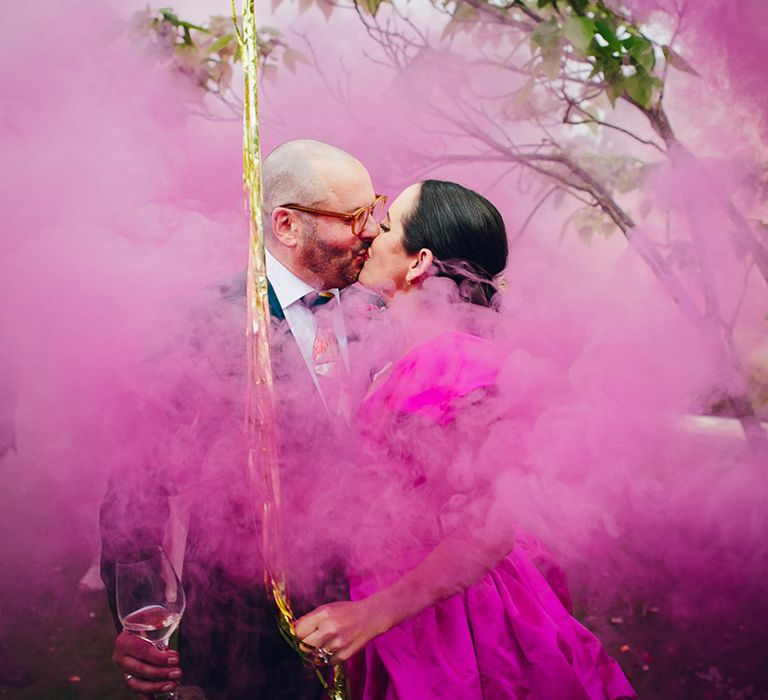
359, 216, 380, 241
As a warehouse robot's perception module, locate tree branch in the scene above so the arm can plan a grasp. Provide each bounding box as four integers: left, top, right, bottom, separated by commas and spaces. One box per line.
459, 0, 538, 30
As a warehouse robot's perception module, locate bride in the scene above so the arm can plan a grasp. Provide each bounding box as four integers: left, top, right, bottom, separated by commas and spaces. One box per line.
295, 180, 635, 699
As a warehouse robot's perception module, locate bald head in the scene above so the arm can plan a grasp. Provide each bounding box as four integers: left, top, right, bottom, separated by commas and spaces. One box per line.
263, 139, 368, 234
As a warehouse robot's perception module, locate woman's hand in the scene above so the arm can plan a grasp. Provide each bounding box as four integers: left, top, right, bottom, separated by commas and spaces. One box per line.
294, 597, 392, 664
294, 530, 515, 666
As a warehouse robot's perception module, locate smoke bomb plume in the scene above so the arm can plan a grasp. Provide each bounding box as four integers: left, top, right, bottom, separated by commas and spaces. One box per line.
1, 0, 766, 697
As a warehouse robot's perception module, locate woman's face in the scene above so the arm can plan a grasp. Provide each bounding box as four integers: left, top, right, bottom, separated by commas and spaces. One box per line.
358, 184, 421, 296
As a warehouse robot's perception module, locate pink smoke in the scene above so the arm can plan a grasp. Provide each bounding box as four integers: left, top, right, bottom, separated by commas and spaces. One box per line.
1, 0, 766, 697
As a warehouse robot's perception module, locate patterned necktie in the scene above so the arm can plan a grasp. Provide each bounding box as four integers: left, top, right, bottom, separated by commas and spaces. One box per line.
302, 290, 334, 310
302, 291, 338, 375
302, 290, 350, 419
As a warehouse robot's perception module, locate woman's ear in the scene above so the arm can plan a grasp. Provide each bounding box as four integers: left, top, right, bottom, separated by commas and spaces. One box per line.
271, 207, 299, 247
405, 248, 434, 285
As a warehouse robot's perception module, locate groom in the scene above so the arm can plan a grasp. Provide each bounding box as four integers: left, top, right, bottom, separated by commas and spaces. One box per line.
101, 139, 383, 699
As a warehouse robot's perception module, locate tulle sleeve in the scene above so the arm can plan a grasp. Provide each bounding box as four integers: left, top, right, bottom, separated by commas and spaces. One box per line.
361, 331, 507, 425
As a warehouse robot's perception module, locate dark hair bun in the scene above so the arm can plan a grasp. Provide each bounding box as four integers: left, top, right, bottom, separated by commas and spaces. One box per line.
402, 180, 508, 307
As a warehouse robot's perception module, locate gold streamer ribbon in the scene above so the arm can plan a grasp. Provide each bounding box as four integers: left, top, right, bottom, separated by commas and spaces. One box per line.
231, 3, 347, 697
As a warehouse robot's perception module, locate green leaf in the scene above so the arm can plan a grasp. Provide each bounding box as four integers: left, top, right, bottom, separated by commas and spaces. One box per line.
540, 44, 563, 80
594, 19, 621, 54
515, 78, 535, 110
662, 45, 701, 77
567, 0, 589, 14
316, 0, 335, 20
158, 8, 180, 25
208, 33, 234, 54
532, 18, 562, 79
598, 57, 620, 83
624, 69, 652, 108
282, 48, 309, 72
623, 35, 655, 71
573, 152, 647, 195
578, 225, 594, 246
605, 75, 624, 107
181, 20, 208, 32
571, 205, 617, 242
588, 60, 603, 79
502, 78, 535, 118
158, 8, 208, 33
454, 2, 478, 22
563, 16, 594, 54
532, 18, 560, 49
442, 2, 478, 39
364, 0, 386, 16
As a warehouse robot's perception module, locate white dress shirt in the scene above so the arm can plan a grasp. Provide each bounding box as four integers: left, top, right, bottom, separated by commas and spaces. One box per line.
265, 250, 349, 410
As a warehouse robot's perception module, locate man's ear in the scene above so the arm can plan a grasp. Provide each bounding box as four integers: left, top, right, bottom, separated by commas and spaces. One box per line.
405, 248, 434, 285
271, 207, 299, 247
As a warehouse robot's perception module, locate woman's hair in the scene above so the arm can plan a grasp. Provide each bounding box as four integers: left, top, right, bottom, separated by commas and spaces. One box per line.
402, 179, 508, 306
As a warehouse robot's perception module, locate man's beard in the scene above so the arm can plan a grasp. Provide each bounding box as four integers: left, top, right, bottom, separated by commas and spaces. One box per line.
299, 227, 365, 290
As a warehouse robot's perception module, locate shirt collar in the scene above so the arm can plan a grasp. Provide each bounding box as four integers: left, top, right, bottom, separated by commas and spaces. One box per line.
265, 249, 318, 309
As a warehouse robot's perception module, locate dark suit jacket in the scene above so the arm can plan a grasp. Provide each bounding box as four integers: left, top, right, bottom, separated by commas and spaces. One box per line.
100, 272, 333, 699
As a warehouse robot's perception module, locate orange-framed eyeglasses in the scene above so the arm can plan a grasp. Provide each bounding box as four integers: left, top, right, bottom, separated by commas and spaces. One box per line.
280, 194, 388, 238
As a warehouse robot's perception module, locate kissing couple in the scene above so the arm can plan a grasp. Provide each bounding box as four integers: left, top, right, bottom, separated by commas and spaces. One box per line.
103, 139, 635, 700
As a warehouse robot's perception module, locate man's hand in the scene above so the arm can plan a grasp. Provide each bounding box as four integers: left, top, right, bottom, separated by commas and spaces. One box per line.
112, 631, 183, 697
294, 598, 392, 664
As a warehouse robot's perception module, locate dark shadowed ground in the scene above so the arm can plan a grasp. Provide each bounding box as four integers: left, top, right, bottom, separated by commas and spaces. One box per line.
0, 450, 130, 700
1, 444, 766, 699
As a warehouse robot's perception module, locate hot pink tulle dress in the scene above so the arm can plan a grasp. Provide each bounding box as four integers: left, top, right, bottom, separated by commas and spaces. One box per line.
347, 331, 635, 700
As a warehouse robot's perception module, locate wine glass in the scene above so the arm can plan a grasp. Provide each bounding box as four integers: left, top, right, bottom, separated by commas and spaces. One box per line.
116, 545, 205, 700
